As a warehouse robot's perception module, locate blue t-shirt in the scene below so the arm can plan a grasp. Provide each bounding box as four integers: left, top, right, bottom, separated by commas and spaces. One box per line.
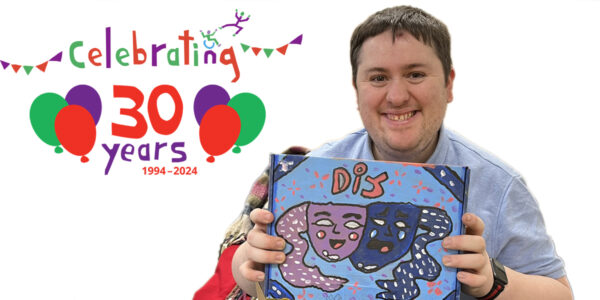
310, 126, 566, 299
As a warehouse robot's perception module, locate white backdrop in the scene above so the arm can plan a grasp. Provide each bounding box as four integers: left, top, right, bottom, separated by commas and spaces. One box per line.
1, 0, 597, 299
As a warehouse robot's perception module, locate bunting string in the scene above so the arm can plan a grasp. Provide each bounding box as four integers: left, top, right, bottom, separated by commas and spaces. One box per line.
240, 34, 302, 58
1, 51, 62, 75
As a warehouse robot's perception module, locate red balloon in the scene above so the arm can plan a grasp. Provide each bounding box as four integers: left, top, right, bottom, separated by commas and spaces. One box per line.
200, 105, 241, 162
55, 105, 97, 161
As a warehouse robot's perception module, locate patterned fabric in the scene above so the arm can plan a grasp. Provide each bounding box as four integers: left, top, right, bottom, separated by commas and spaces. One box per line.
220, 146, 310, 300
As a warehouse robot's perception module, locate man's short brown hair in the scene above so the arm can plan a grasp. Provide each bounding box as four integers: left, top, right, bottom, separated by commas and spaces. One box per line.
350, 6, 452, 85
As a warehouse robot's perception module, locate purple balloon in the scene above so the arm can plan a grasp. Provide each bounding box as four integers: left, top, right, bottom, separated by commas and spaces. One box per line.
193, 84, 230, 125
65, 85, 102, 125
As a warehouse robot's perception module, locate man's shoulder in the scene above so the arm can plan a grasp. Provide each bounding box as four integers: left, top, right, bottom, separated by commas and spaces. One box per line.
308, 128, 372, 159
443, 128, 522, 184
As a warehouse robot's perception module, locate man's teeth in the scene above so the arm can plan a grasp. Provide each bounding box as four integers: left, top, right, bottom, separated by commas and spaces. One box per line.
388, 111, 415, 121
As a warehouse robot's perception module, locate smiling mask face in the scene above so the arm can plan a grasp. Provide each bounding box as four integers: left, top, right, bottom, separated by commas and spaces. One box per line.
350, 202, 421, 273
307, 203, 366, 262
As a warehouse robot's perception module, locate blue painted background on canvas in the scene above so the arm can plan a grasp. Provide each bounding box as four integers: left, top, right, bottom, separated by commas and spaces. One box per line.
266, 154, 469, 300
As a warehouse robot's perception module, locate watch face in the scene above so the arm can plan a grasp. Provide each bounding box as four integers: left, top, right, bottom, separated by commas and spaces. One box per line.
491, 258, 508, 285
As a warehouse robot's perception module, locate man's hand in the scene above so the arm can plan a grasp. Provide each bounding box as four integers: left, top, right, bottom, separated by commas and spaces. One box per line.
442, 213, 494, 298
232, 208, 286, 294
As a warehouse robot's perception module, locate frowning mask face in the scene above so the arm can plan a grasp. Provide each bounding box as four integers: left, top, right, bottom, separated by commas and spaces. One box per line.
350, 202, 421, 273
307, 203, 366, 262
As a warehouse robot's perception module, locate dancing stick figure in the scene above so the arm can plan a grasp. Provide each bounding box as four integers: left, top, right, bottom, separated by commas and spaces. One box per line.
220, 9, 250, 36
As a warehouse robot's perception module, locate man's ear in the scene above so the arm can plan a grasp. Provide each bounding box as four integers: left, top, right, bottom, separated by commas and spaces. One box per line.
353, 78, 359, 109
446, 68, 456, 104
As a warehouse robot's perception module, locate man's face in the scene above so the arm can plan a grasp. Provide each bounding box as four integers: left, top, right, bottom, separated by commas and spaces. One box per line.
355, 30, 455, 162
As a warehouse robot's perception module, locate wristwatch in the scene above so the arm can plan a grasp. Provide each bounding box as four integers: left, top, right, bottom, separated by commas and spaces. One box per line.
477, 258, 508, 300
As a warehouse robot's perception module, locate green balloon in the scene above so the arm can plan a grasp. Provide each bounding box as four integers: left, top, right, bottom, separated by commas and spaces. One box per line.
30, 93, 68, 147
228, 93, 266, 148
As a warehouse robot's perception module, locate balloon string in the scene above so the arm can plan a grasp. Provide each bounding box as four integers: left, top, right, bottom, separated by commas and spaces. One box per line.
81, 156, 89, 163
207, 156, 215, 163
54, 146, 63, 154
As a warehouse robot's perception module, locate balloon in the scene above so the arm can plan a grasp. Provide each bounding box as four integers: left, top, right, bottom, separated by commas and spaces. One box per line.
193, 84, 230, 126
199, 105, 241, 163
65, 84, 102, 125
54, 105, 97, 163
227, 92, 266, 153
30, 92, 68, 153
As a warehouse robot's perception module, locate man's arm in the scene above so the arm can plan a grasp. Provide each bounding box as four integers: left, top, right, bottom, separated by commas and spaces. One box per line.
442, 213, 573, 299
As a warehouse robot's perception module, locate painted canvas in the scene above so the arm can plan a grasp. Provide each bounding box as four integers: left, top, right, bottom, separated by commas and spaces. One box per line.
265, 154, 470, 300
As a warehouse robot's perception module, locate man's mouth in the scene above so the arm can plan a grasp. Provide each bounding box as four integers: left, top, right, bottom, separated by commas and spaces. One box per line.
386, 111, 415, 121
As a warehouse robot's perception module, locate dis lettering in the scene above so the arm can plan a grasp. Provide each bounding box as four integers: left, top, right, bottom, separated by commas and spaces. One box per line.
331, 162, 389, 199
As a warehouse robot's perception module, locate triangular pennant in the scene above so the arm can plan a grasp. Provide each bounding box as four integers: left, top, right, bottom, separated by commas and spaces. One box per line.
276, 44, 288, 55
289, 34, 303, 45
36, 61, 48, 72
11, 64, 21, 73
49, 52, 62, 62
241, 43, 250, 52
263, 48, 274, 58
251, 47, 262, 56
1, 60, 9, 69
23, 65, 33, 75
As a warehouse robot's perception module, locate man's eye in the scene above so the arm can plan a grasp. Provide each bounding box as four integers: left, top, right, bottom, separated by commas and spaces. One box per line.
408, 72, 425, 80
370, 75, 386, 82
314, 219, 334, 226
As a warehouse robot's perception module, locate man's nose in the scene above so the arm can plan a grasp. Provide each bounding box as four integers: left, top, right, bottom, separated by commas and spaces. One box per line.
385, 78, 410, 105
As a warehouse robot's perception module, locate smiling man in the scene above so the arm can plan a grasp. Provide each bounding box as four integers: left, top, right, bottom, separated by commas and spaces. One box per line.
226, 6, 572, 300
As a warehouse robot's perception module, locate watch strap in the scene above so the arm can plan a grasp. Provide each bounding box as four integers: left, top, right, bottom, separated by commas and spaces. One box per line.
477, 258, 508, 300
477, 282, 505, 300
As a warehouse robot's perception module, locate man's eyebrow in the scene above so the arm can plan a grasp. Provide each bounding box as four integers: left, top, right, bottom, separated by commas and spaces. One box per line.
364, 67, 388, 73
314, 211, 331, 217
406, 63, 427, 69
342, 213, 362, 219
363, 64, 428, 73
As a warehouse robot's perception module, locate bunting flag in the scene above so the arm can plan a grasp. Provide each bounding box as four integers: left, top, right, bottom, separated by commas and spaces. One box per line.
36, 61, 48, 72
23, 66, 33, 75
239, 34, 303, 58
0, 51, 62, 75
263, 48, 274, 58
277, 45, 288, 55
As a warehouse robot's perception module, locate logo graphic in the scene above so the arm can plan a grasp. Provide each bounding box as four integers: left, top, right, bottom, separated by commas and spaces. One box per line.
29, 85, 102, 162
10, 9, 303, 174
194, 84, 265, 162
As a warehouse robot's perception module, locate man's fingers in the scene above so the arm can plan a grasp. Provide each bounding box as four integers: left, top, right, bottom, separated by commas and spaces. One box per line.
245, 244, 286, 265
239, 260, 266, 282
442, 235, 486, 253
443, 253, 488, 270
250, 208, 275, 227
457, 271, 490, 292
247, 228, 286, 251
463, 213, 485, 236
